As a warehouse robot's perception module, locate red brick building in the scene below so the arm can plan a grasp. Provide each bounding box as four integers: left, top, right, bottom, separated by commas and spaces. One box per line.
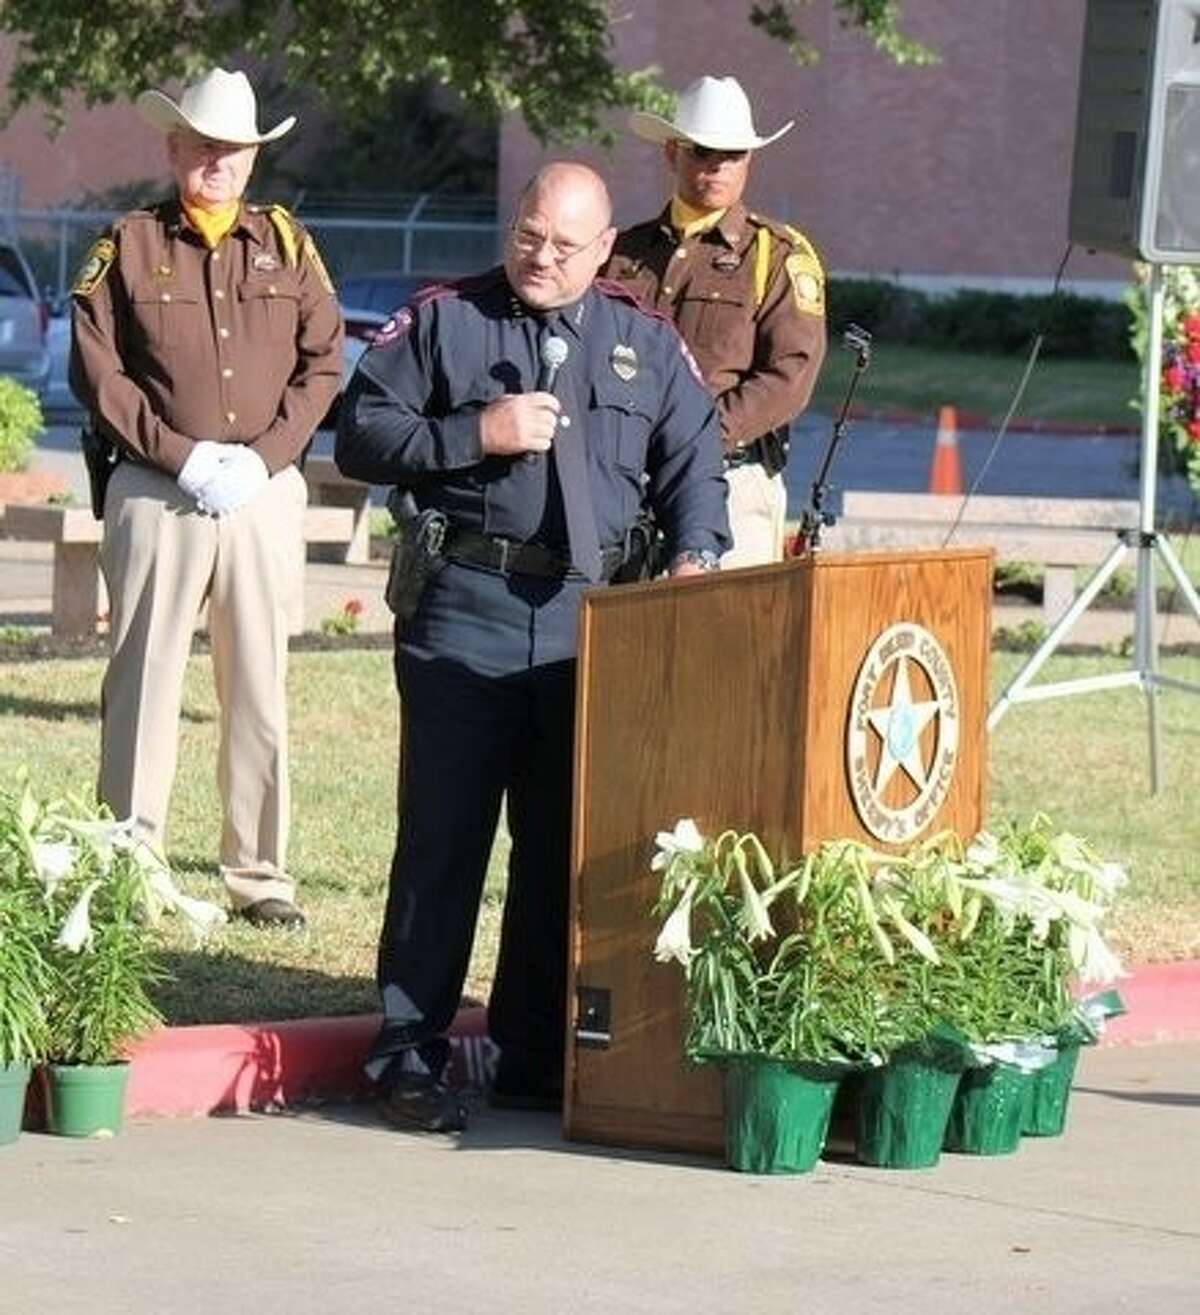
1, 2, 1130, 292
499, 0, 1129, 294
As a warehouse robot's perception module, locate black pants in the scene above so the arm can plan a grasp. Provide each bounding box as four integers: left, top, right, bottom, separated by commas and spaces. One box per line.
368, 647, 575, 1081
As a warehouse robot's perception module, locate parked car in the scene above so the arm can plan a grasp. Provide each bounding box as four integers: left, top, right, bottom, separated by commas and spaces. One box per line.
0, 241, 50, 399
322, 271, 439, 428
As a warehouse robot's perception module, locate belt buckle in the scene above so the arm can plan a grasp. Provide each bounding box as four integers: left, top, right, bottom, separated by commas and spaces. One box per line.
495, 537, 511, 573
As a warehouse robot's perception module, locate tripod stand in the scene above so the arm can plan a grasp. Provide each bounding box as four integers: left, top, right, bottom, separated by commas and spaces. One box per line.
988, 263, 1200, 792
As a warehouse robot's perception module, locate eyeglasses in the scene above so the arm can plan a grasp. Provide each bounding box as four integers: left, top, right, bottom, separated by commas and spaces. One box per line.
684, 144, 750, 163
509, 225, 608, 265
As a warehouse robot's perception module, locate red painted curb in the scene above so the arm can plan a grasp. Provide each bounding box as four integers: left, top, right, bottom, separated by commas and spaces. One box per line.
1103, 960, 1200, 1047
22, 962, 1197, 1126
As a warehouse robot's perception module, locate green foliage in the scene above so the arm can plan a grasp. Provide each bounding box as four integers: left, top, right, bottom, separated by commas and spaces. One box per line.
827, 279, 1134, 361
0, 377, 43, 474
319, 597, 364, 636
751, 1, 937, 65
0, 777, 226, 1064
993, 620, 1050, 651
0, 0, 928, 144
652, 818, 1125, 1068
0, 781, 53, 1065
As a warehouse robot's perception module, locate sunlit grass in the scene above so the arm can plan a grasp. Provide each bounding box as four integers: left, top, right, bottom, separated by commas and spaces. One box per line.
2, 647, 1196, 1024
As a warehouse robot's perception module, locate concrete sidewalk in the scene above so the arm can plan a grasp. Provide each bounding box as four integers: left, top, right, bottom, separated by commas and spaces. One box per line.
3, 1042, 1197, 1314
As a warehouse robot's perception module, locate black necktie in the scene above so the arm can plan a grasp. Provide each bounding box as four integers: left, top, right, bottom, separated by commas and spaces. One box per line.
542, 324, 603, 582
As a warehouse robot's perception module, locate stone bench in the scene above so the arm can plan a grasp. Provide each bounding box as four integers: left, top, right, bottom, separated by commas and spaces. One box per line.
302, 455, 372, 565
2, 502, 355, 638
818, 492, 1140, 625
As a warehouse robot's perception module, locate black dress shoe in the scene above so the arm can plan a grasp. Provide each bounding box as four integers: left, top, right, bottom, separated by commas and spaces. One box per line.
236, 897, 307, 929
377, 1071, 468, 1134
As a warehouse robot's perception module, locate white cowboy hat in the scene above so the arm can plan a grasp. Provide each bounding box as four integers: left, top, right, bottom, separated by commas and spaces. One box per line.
137, 67, 295, 145
630, 75, 793, 152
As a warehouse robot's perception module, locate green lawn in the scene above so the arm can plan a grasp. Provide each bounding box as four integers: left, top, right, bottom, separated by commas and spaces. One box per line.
813, 343, 1141, 431
2, 647, 1196, 1025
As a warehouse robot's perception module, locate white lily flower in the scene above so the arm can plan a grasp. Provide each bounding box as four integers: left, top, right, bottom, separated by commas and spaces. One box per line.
143, 868, 227, 941
654, 879, 698, 965
651, 818, 705, 871
54, 880, 101, 953
965, 831, 1000, 869
1092, 862, 1129, 900
62, 815, 136, 874
31, 839, 76, 892
170, 892, 229, 938
737, 864, 774, 943
1075, 927, 1126, 984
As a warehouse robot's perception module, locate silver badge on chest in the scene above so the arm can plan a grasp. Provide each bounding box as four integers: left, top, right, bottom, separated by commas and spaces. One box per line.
610, 344, 638, 382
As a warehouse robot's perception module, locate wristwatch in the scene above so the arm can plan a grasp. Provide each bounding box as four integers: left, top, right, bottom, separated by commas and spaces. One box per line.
670, 548, 721, 572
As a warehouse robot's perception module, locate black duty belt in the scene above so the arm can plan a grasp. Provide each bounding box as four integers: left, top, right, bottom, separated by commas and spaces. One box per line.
445, 529, 624, 581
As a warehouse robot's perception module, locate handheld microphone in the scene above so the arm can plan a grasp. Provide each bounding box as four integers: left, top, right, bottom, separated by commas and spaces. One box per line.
537, 334, 569, 391
525, 335, 569, 464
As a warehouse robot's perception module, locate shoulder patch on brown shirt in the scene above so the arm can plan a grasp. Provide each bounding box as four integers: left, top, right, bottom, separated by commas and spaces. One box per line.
72, 237, 116, 298
302, 234, 334, 295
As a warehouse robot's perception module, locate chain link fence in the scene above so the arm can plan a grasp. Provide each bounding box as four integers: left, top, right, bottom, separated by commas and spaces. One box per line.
13, 200, 503, 306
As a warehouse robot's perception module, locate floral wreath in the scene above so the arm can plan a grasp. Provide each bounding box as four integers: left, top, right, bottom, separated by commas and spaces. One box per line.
1128, 264, 1200, 497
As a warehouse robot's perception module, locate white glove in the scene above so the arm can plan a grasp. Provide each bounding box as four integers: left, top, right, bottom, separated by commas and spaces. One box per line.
195, 445, 270, 518
177, 441, 230, 504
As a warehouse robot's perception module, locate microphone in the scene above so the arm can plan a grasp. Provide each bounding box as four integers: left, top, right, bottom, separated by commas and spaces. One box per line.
537, 334, 569, 392
525, 334, 569, 464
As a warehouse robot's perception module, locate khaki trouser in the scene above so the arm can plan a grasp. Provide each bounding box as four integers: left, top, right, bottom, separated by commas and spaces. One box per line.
98, 459, 307, 909
721, 462, 787, 569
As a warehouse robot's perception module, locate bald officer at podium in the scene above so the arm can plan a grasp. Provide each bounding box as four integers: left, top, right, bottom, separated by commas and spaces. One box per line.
336, 162, 730, 1134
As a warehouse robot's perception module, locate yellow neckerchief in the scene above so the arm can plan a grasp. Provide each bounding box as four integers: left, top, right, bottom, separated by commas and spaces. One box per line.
670, 195, 727, 240
181, 199, 241, 250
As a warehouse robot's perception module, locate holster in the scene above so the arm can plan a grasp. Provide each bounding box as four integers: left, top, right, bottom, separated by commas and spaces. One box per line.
758, 425, 791, 479
384, 488, 448, 620
609, 507, 667, 584
80, 422, 120, 519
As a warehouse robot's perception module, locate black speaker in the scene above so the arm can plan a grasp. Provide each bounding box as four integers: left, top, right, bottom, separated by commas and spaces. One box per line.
1068, 0, 1200, 262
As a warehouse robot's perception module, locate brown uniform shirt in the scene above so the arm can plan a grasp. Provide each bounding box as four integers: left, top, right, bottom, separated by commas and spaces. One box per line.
70, 198, 343, 476
603, 201, 826, 453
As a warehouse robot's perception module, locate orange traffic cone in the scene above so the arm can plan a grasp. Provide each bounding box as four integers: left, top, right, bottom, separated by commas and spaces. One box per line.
928, 404, 963, 495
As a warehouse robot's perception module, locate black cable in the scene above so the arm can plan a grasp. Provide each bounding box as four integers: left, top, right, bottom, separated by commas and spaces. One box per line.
941, 242, 1075, 547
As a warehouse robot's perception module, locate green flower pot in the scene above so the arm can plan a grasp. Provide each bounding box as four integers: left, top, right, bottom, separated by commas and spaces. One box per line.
0, 1062, 32, 1146
856, 1055, 963, 1169
1022, 1044, 1081, 1137
724, 1058, 843, 1174
46, 1062, 130, 1138
944, 1063, 1032, 1156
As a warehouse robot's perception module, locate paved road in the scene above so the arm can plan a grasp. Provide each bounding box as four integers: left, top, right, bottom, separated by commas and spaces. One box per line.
2, 1043, 1197, 1314
33, 413, 1198, 525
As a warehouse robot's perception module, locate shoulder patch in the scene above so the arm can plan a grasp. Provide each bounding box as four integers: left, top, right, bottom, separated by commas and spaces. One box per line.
372, 281, 462, 346
72, 237, 116, 298
785, 249, 825, 317
302, 234, 334, 295
265, 203, 301, 269
373, 306, 416, 346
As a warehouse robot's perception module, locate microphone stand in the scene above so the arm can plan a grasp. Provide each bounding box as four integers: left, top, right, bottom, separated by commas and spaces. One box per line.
797, 324, 872, 552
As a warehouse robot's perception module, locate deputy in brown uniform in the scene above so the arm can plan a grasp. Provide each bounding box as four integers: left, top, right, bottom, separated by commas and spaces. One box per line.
70, 68, 342, 927
604, 75, 827, 567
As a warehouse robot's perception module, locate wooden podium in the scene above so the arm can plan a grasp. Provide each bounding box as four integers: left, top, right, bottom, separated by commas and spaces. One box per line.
565, 548, 992, 1155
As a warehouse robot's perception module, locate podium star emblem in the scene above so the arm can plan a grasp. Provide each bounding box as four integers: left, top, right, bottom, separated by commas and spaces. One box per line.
866, 656, 944, 794
845, 622, 961, 844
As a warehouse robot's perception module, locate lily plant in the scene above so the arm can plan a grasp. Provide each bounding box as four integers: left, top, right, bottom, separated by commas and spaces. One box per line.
652, 815, 1126, 1072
